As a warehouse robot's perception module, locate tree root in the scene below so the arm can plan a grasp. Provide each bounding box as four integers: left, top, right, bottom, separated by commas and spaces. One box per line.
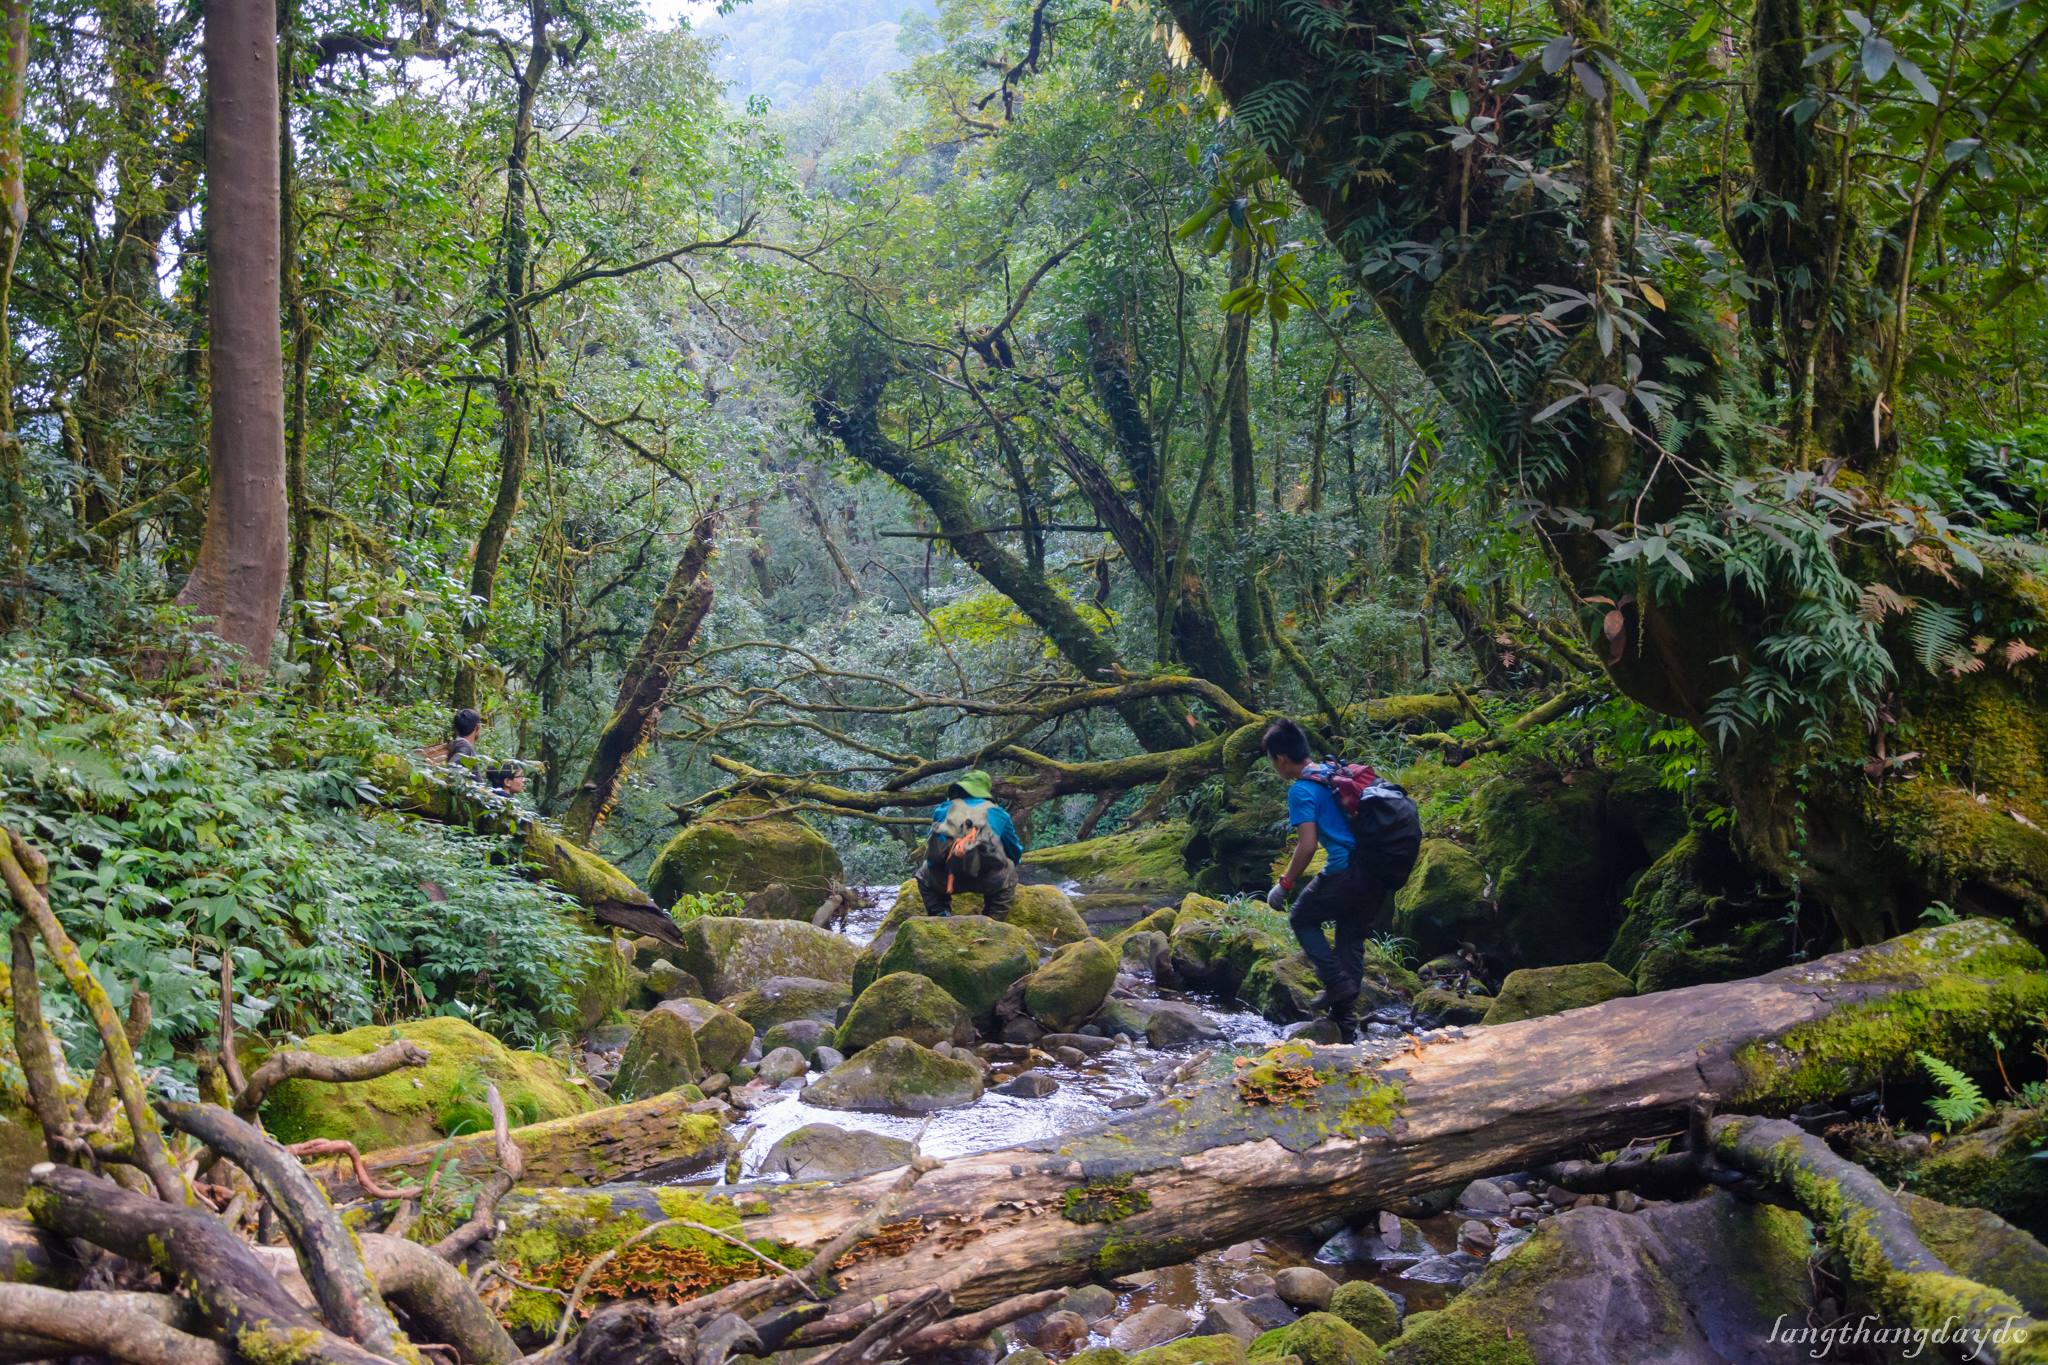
0, 1284, 228, 1365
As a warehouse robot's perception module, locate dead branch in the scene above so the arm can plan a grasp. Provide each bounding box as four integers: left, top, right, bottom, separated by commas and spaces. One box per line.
0, 1284, 228, 1365
286, 1140, 420, 1202
432, 1083, 524, 1262
235, 1038, 430, 1120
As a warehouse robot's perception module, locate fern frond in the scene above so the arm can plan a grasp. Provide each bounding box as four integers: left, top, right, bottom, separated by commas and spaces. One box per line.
1917, 1050, 1988, 1132
1905, 601, 1966, 675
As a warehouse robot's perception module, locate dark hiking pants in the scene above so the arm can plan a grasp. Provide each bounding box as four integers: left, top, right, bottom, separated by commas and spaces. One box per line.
916, 857, 1018, 919
1288, 863, 1385, 1007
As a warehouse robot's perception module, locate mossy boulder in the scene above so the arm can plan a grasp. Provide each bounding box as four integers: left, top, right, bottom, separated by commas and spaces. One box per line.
673, 916, 859, 999
1913, 1103, 2048, 1240
552, 925, 640, 1033
870, 915, 1036, 1019
1411, 988, 1489, 1025
1022, 937, 1119, 1030
652, 998, 753, 1074
1168, 894, 1286, 994
761, 1123, 915, 1180
801, 1036, 984, 1113
612, 1007, 703, 1101
718, 976, 848, 1035
1239, 952, 1326, 1023
646, 798, 842, 905
1022, 820, 1193, 893
886, 879, 1088, 946
1130, 1337, 1249, 1365
1108, 904, 1182, 952
1390, 839, 1492, 961
260, 1016, 594, 1149
1327, 1281, 1400, 1344
1481, 962, 1634, 1025
1899, 1190, 2048, 1315
837, 972, 977, 1052
1248, 1312, 1382, 1365
1471, 768, 1618, 966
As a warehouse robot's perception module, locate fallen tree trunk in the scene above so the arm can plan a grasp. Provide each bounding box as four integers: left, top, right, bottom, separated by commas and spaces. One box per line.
496, 919, 2046, 1319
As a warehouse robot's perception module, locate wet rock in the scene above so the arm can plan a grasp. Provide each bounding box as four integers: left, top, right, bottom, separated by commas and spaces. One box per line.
760, 1122, 914, 1180
1019, 937, 1119, 1030
1143, 1000, 1225, 1047
1234, 1274, 1276, 1301
1482, 961, 1634, 1025
673, 916, 859, 998
1456, 1178, 1511, 1215
1398, 1251, 1487, 1284
1041, 1032, 1117, 1055
1381, 1192, 1813, 1365
1317, 1214, 1433, 1268
1108, 1093, 1149, 1110
1272, 1266, 1336, 1311
653, 997, 753, 1075
997, 1069, 1060, 1098
1246, 1311, 1379, 1365
1062, 1283, 1119, 1323
641, 959, 703, 1003
802, 1037, 984, 1113
611, 1008, 702, 1102
1233, 1295, 1296, 1331
1033, 1310, 1090, 1352
1326, 1280, 1400, 1344
838, 971, 977, 1053
1456, 1220, 1496, 1256
1108, 1305, 1192, 1352
719, 976, 849, 1034
1054, 1045, 1089, 1067
1196, 1303, 1260, 1343
756, 1046, 807, 1085
647, 798, 842, 904
1003, 1016, 1045, 1044
762, 1017, 830, 1060
811, 1045, 845, 1071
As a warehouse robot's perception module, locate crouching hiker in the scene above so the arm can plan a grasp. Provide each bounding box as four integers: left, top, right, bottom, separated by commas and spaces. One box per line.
917, 768, 1024, 919
1261, 718, 1422, 1037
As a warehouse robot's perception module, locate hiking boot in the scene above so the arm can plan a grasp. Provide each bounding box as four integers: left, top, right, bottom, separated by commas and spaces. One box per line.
1309, 982, 1360, 1014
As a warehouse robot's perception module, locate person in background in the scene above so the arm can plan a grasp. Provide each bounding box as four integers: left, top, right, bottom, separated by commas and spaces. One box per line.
1261, 717, 1375, 1032
486, 764, 528, 796
917, 769, 1023, 919
449, 708, 482, 776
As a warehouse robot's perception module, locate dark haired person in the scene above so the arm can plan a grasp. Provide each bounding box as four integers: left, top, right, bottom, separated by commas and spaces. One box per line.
1260, 716, 1375, 1032
450, 707, 482, 771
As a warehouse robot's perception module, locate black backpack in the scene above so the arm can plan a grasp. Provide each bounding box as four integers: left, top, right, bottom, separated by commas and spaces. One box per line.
1305, 760, 1423, 890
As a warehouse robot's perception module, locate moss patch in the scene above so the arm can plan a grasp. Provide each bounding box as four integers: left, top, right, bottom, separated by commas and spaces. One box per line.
647, 799, 842, 905
837, 971, 976, 1053
1391, 838, 1492, 961
1482, 961, 1634, 1025
1061, 1174, 1153, 1224
1249, 1311, 1384, 1364
1022, 820, 1193, 892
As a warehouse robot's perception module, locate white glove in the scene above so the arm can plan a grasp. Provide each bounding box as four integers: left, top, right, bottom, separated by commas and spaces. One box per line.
1266, 882, 1288, 910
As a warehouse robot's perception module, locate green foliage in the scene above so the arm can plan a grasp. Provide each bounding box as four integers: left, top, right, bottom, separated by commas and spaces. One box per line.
1918, 1051, 1991, 1132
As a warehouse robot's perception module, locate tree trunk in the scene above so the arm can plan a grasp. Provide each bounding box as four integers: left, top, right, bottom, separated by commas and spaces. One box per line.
174, 0, 288, 670
560, 508, 718, 843
0, 0, 28, 626
454, 0, 552, 711
491, 920, 2044, 1316
1224, 240, 1270, 677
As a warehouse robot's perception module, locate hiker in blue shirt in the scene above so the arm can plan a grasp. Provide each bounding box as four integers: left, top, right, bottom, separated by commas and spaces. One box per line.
1262, 717, 1377, 1032
917, 768, 1022, 918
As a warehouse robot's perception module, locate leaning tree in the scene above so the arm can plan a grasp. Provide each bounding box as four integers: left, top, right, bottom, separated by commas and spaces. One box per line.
1160, 0, 2048, 941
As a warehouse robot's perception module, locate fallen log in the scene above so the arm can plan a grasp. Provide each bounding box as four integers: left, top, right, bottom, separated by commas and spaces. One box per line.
495, 919, 2047, 1319
315, 1088, 731, 1202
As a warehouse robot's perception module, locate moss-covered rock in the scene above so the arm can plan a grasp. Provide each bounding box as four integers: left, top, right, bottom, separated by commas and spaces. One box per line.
718, 976, 848, 1035
1022, 937, 1119, 1030
1900, 1191, 2048, 1316
651, 997, 753, 1075
1022, 820, 1193, 893
260, 1016, 594, 1148
1130, 1336, 1249, 1365
801, 1036, 984, 1113
552, 924, 639, 1033
1239, 951, 1326, 1023
1411, 988, 1489, 1025
1108, 904, 1182, 952
673, 916, 859, 999
0, 1074, 43, 1207
1327, 1281, 1401, 1344
1248, 1311, 1382, 1364
612, 1007, 703, 1101
837, 971, 977, 1052
1472, 768, 1618, 966
886, 879, 1088, 946
1604, 829, 1795, 994
1390, 839, 1493, 962
1481, 962, 1634, 1025
1382, 1193, 1811, 1365
1168, 894, 1286, 994
646, 799, 843, 905
871, 915, 1037, 1019
1913, 1104, 2048, 1241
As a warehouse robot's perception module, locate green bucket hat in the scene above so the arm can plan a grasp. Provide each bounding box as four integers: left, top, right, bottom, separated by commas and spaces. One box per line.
949, 769, 995, 801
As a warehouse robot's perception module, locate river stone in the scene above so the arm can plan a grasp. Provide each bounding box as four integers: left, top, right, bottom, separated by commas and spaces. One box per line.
1197, 1303, 1261, 1343
1144, 1000, 1226, 1047
1317, 1215, 1433, 1267
1120, 928, 1172, 977
1130, 1338, 1247, 1365
741, 882, 815, 921
812, 1045, 845, 1071
1034, 1311, 1090, 1352
1272, 1266, 1336, 1311
762, 1018, 830, 1060
1109, 1305, 1193, 1351
1456, 1178, 1512, 1215
1063, 1284, 1119, 1323
1380, 1192, 1812, 1365
838, 971, 977, 1053
1246, 1311, 1378, 1365
1398, 1251, 1486, 1284
611, 1008, 703, 1101
802, 1036, 985, 1113
641, 959, 703, 1003
874, 915, 1037, 1018
760, 1122, 914, 1180
1410, 988, 1489, 1025
674, 916, 860, 998
756, 1046, 808, 1085
1391, 839, 1493, 962
1235, 1295, 1297, 1332
719, 976, 849, 1034
1022, 937, 1119, 1030
1003, 1016, 1045, 1044
647, 798, 842, 903
654, 997, 753, 1074
1326, 1281, 1399, 1344
1482, 961, 1635, 1025
996, 1069, 1059, 1098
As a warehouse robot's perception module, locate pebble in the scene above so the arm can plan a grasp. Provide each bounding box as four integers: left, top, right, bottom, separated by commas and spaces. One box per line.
1107, 1305, 1191, 1352
1031, 1310, 1088, 1352
1506, 1190, 1538, 1208
1235, 1294, 1298, 1330
1040, 1031, 1117, 1055
1053, 1045, 1088, 1067
1273, 1265, 1337, 1310
699, 1073, 729, 1096
996, 1069, 1060, 1098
